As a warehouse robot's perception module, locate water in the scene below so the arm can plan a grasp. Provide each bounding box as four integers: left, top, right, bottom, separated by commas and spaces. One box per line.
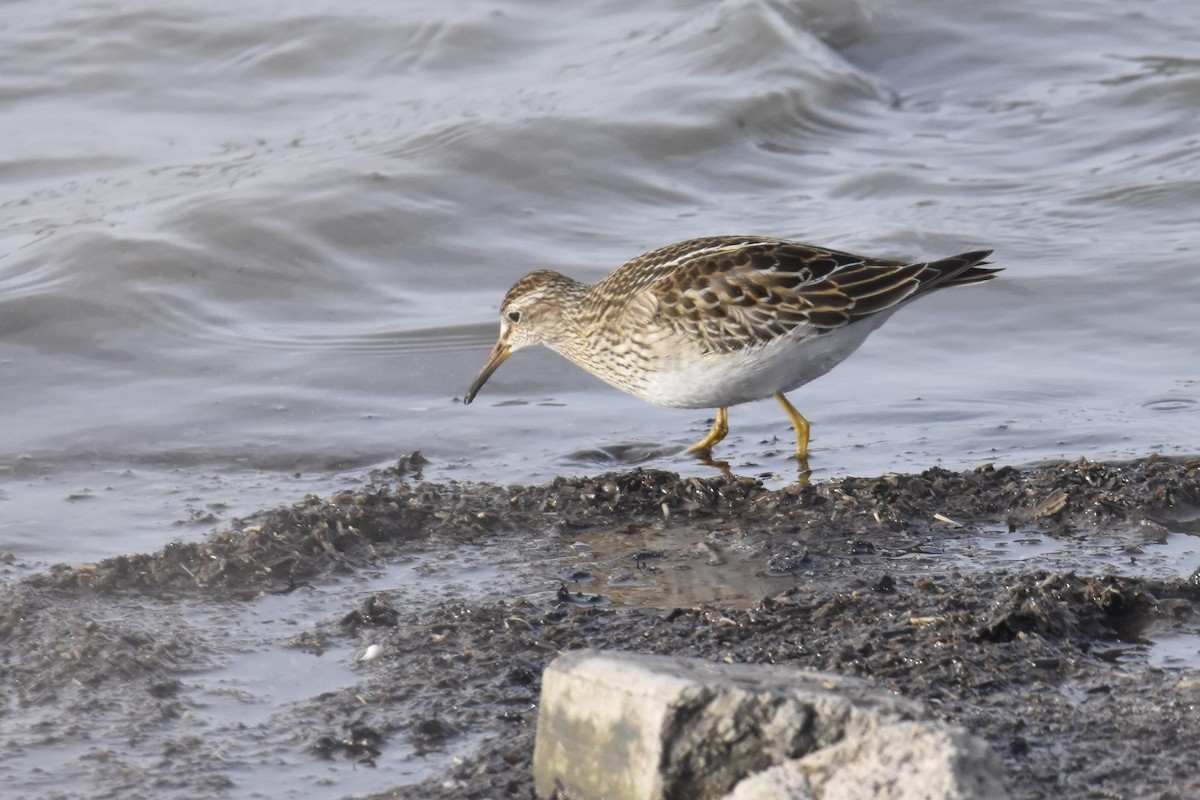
0, 562, 499, 799
7, 4, 1200, 794
2, 1, 1198, 558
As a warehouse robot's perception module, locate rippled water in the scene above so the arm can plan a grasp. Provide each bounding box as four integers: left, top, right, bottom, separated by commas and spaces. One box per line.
2, 0, 1198, 566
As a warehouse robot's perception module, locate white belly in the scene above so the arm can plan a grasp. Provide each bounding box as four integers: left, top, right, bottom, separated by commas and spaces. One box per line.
634, 318, 888, 409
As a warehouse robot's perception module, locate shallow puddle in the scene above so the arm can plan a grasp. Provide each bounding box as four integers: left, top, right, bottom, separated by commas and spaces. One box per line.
0, 549, 511, 800
181, 559, 509, 798
559, 525, 801, 609
558, 520, 1200, 670
940, 526, 1200, 582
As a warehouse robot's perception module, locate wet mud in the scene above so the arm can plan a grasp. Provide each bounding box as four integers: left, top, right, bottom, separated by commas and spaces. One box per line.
2, 456, 1199, 799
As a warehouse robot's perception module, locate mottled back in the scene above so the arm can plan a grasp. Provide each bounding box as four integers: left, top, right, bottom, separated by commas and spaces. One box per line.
594, 236, 995, 354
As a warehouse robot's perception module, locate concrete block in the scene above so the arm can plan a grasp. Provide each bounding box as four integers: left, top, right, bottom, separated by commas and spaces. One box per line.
725, 721, 1010, 800
533, 649, 1009, 800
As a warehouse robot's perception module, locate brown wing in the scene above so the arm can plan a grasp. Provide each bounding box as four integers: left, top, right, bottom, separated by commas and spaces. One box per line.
623, 238, 994, 355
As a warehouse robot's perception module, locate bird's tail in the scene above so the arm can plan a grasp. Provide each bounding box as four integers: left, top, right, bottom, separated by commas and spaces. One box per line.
926, 250, 1000, 289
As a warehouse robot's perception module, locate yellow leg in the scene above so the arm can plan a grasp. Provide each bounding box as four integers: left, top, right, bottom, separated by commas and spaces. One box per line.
686, 407, 729, 453
775, 392, 811, 460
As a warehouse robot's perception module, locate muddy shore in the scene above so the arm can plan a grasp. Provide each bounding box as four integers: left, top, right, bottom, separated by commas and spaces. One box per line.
2, 456, 1199, 799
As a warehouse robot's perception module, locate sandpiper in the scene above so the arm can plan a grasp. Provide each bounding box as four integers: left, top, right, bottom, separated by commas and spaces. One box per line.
464, 235, 998, 462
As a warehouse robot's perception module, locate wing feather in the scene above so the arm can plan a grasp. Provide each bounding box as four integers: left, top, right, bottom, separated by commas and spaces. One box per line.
606, 237, 994, 355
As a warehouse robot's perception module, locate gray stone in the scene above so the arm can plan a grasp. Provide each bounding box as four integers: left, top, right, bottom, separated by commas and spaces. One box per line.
533, 649, 1009, 800
725, 721, 1011, 800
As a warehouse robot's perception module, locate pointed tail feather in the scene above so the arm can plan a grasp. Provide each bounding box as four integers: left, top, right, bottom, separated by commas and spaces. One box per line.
918, 250, 1000, 293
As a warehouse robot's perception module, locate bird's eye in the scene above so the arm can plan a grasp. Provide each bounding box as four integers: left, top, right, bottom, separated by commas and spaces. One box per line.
507, 310, 522, 323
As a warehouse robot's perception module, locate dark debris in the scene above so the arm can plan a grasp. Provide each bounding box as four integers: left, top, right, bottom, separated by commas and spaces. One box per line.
2, 456, 1198, 800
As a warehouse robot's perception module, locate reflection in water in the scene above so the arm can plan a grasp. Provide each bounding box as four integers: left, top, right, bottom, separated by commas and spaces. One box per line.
563, 524, 800, 609
562, 519, 1200, 617
564, 442, 688, 465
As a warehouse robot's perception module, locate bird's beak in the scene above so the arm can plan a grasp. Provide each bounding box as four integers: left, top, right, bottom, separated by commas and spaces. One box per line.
464, 340, 512, 404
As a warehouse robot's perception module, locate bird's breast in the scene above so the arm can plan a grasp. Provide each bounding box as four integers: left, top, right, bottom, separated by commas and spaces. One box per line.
620, 320, 885, 409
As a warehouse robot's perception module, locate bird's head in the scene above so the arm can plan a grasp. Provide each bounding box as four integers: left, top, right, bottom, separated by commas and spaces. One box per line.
463, 270, 582, 404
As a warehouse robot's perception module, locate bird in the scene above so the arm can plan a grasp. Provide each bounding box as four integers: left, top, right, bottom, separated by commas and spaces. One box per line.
464, 235, 998, 463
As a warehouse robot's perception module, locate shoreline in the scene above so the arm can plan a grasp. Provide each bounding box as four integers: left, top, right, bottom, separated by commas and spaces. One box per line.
3, 456, 1198, 798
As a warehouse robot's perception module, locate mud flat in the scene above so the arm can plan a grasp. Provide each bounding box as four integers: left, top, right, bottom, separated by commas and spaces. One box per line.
2, 456, 1198, 799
